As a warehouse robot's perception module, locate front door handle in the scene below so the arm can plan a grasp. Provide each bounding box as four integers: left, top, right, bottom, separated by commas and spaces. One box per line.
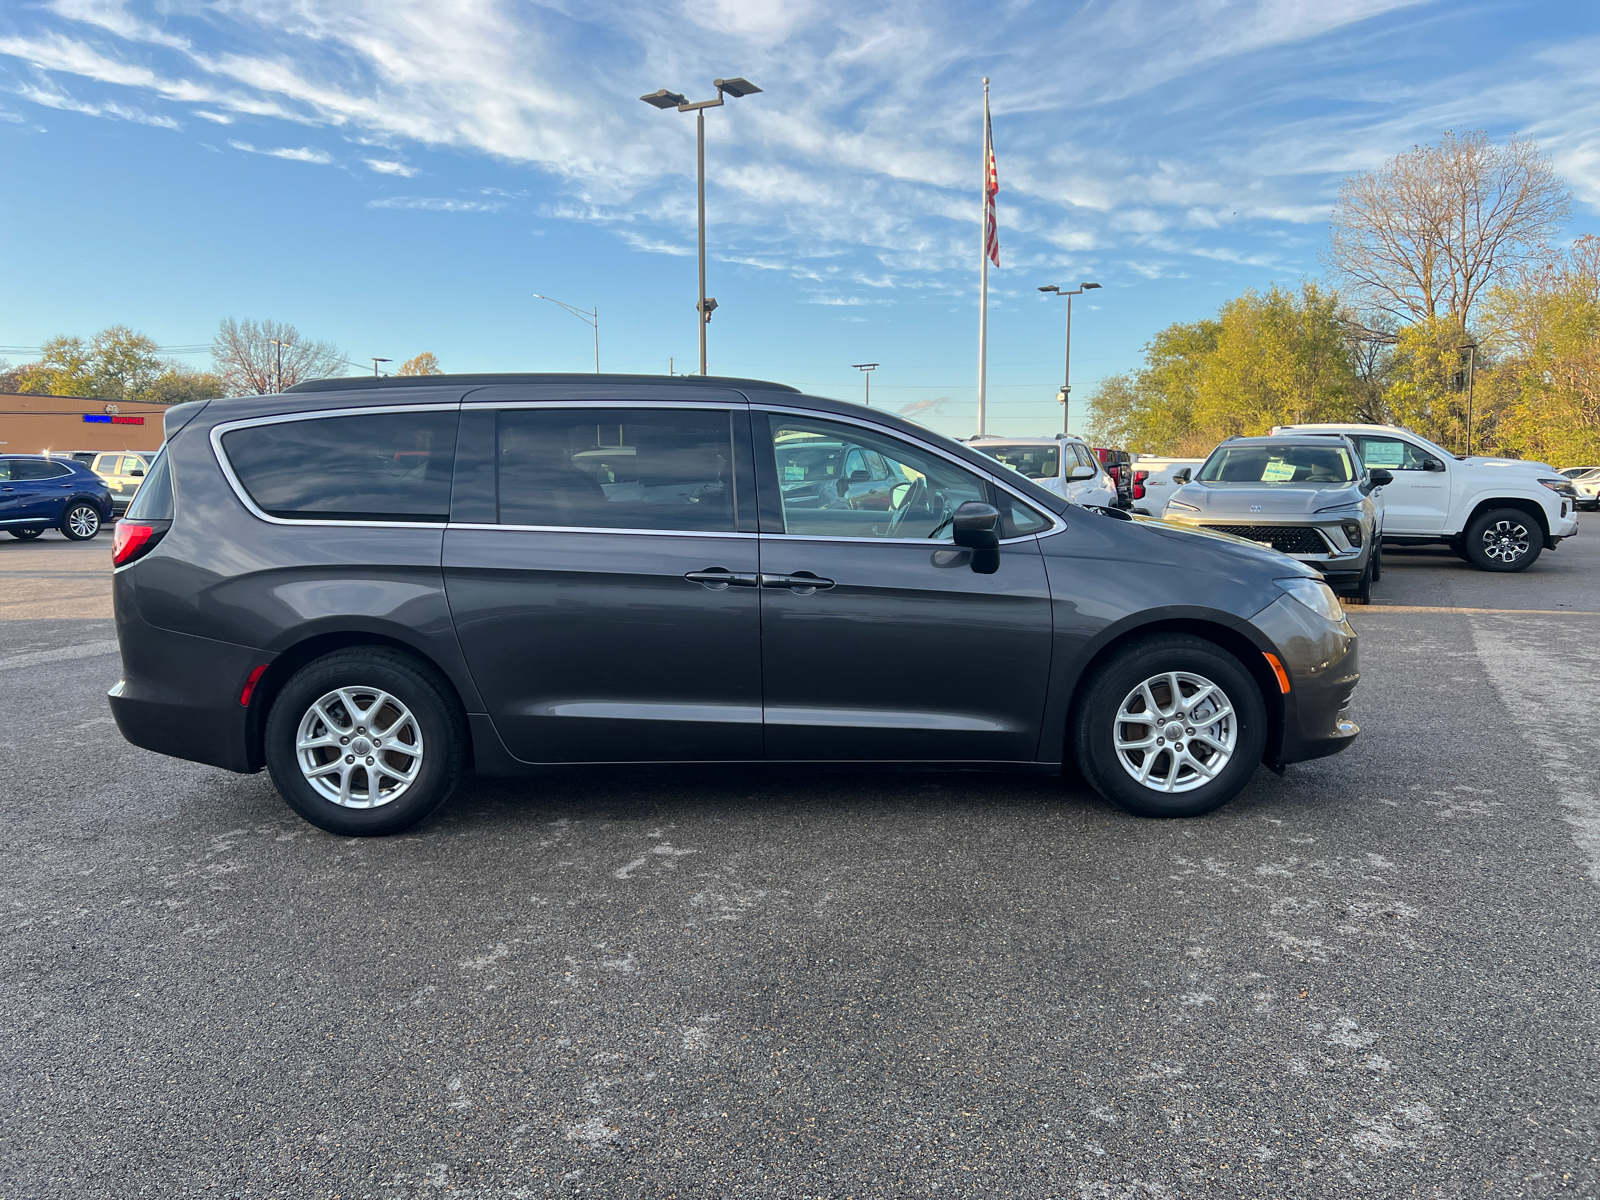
684, 568, 760, 590
759, 572, 835, 594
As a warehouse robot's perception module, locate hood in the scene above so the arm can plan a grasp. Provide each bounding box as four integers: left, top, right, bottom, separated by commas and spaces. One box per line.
1127, 513, 1320, 579
1166, 481, 1365, 516
1463, 455, 1556, 474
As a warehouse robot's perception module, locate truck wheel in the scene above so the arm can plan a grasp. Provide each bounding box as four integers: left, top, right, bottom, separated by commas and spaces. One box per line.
1073, 634, 1267, 818
265, 648, 465, 836
1465, 508, 1542, 572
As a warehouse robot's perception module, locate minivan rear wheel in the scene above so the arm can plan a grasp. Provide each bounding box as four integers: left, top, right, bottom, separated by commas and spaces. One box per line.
265, 648, 465, 836
1073, 634, 1267, 818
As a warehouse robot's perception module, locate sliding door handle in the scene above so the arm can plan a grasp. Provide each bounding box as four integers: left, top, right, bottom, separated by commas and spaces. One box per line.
758, 572, 835, 593
685, 568, 760, 590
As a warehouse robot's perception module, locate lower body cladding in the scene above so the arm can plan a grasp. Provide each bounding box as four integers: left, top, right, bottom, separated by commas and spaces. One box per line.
1249, 593, 1361, 765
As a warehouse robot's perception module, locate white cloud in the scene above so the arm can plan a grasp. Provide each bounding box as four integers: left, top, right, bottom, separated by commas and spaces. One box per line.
192, 109, 233, 124
10, 80, 179, 128
364, 158, 419, 176
229, 140, 332, 163
366, 196, 502, 212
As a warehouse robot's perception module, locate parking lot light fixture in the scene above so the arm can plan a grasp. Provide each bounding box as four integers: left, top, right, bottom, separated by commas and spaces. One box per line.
852, 363, 879, 406
1039, 282, 1104, 435
371, 357, 392, 377
534, 293, 600, 372
641, 77, 762, 375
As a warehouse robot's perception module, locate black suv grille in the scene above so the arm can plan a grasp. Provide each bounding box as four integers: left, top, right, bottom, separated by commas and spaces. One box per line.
1201, 525, 1329, 555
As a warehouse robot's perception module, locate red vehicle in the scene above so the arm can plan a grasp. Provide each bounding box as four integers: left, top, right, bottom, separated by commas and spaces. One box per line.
1094, 447, 1134, 508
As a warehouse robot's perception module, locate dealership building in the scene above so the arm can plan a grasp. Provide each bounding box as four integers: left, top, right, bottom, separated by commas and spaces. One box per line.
0, 394, 168, 456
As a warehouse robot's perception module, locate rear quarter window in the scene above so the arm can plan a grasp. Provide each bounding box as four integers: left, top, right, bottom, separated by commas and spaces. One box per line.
125, 448, 175, 520
221, 410, 458, 522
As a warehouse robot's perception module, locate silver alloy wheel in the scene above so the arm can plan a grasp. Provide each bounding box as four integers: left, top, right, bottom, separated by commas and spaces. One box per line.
68, 506, 99, 538
295, 686, 424, 809
1113, 670, 1237, 794
1481, 519, 1531, 563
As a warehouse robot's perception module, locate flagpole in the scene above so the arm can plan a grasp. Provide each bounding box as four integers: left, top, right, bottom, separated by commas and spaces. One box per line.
977, 77, 990, 437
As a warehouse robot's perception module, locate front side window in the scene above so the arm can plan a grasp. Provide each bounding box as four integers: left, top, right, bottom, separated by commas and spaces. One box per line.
1353, 437, 1438, 471
222, 411, 458, 522
1198, 445, 1356, 484
976, 443, 1059, 482
769, 416, 989, 540
496, 408, 735, 533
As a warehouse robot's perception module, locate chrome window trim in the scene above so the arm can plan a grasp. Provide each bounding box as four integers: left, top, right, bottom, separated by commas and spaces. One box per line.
464, 399, 748, 412
448, 522, 755, 540
210, 403, 460, 529
759, 404, 1066, 537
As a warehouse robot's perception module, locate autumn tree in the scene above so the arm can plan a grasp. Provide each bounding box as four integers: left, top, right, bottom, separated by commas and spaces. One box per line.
212, 318, 346, 395
1325, 131, 1570, 331
398, 352, 442, 376
7, 326, 222, 403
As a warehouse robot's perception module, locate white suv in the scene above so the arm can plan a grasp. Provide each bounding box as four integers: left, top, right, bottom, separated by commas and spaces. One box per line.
967, 435, 1118, 508
1272, 423, 1578, 571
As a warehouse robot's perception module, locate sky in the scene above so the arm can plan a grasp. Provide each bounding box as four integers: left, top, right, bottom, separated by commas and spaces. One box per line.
1, 0, 1598, 440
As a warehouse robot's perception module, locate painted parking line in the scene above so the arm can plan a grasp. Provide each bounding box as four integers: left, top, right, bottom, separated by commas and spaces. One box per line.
1355, 605, 1600, 616
0, 639, 121, 671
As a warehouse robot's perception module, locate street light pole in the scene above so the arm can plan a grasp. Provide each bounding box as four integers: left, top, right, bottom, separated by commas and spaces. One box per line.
1459, 341, 1478, 456
269, 337, 291, 394
372, 357, 391, 378
642, 77, 762, 376
533, 294, 600, 372
1038, 282, 1101, 435
852, 363, 879, 406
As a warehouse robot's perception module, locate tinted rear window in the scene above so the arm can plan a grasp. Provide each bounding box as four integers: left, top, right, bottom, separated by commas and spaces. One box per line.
125, 447, 174, 520
11, 458, 73, 480
222, 411, 458, 522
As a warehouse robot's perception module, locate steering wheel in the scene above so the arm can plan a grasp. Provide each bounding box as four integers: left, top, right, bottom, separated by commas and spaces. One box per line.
887, 476, 926, 537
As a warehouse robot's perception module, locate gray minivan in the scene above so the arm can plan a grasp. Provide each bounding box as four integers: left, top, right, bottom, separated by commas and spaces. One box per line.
109, 374, 1361, 835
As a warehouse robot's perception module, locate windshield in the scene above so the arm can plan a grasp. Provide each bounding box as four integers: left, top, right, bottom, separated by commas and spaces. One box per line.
774, 440, 846, 484
976, 444, 1059, 480
1198, 444, 1357, 484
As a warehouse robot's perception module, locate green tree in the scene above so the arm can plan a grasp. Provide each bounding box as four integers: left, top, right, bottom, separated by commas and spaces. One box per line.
13, 335, 95, 396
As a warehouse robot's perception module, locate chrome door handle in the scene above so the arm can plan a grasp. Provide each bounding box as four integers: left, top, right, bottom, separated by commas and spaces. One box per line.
758, 572, 835, 593
684, 568, 760, 590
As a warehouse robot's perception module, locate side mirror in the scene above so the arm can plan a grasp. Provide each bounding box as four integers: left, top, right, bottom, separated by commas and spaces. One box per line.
1172, 468, 1191, 485
848, 469, 871, 482
1422, 458, 1444, 472
1067, 463, 1097, 481
128, 466, 145, 478
952, 500, 1001, 574
1369, 468, 1393, 487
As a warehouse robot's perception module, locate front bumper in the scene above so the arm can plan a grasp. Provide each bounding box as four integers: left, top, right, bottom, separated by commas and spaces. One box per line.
1248, 594, 1361, 767
1163, 513, 1373, 584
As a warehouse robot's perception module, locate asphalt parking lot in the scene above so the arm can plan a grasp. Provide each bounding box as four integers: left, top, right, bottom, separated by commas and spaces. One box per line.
3, 521, 1598, 1199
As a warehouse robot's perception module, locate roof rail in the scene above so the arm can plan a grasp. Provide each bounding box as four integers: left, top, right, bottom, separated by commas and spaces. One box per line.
282, 372, 802, 395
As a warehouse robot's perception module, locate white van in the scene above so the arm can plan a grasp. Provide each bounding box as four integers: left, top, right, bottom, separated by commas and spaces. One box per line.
967, 435, 1118, 507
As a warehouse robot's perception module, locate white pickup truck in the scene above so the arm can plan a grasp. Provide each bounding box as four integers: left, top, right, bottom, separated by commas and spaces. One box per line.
1271, 422, 1579, 571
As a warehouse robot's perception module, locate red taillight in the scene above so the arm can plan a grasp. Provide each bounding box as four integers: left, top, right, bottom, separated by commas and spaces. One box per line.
112, 522, 156, 566
1133, 470, 1148, 500
239, 664, 270, 708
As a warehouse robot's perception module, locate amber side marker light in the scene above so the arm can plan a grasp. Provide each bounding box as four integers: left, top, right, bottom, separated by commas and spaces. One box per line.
239, 664, 270, 708
1263, 652, 1291, 694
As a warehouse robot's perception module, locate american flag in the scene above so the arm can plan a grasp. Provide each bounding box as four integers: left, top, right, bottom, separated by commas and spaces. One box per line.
983, 99, 999, 267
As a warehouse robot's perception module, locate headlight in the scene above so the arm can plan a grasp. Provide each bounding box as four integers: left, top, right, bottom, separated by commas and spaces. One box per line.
1314, 500, 1363, 513
1166, 499, 1200, 513
1538, 477, 1578, 497
1276, 576, 1346, 623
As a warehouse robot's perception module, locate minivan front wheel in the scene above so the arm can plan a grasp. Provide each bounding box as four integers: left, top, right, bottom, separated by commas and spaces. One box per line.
265, 648, 464, 835
1073, 634, 1267, 818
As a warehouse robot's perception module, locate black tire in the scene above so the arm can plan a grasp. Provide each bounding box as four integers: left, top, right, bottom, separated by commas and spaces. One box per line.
1464, 507, 1543, 572
1343, 557, 1373, 605
59, 502, 101, 541
265, 648, 465, 836
1072, 634, 1268, 818
8, 527, 44, 541
1370, 541, 1382, 582
1448, 540, 1471, 562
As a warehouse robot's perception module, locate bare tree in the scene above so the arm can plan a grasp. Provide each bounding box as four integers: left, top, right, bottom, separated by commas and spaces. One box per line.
1325, 131, 1570, 330
212, 318, 347, 395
